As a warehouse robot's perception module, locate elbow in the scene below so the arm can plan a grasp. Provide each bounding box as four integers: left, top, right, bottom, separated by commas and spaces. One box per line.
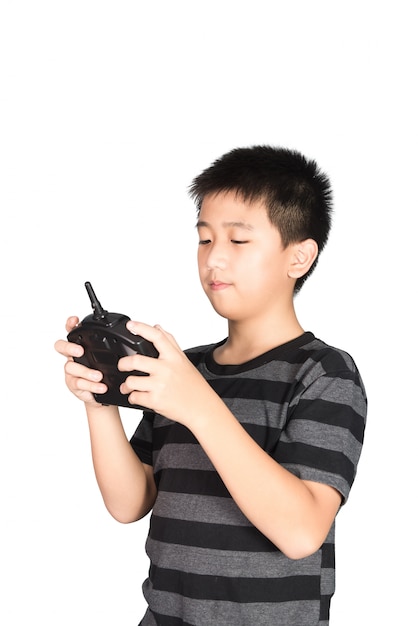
112, 512, 142, 525
282, 540, 322, 561
272, 531, 326, 561
104, 502, 152, 525
106, 507, 140, 524
101, 485, 156, 524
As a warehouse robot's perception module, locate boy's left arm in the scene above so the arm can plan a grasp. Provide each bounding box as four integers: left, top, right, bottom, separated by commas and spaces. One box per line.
120, 321, 343, 560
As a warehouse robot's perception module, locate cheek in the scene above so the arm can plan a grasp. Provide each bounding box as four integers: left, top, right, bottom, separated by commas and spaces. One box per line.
244, 249, 287, 287
197, 249, 207, 281
242, 249, 272, 274
197, 246, 203, 264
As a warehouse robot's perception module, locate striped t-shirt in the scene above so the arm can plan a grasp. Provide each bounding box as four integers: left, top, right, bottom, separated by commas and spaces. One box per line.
130, 331, 367, 626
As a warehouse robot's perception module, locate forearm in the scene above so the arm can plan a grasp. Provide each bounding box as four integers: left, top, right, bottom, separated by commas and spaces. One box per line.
190, 393, 338, 559
86, 403, 156, 523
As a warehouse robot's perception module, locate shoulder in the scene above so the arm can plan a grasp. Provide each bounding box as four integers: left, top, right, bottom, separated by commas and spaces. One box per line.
300, 334, 364, 380
294, 335, 367, 423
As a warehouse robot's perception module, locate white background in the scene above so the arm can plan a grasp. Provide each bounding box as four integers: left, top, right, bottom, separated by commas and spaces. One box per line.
1, 1, 416, 624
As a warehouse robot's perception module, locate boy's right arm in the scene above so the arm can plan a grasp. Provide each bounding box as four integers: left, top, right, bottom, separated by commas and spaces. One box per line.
54, 316, 157, 523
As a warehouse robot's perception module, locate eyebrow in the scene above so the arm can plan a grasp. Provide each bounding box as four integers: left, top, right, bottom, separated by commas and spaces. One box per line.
196, 220, 254, 231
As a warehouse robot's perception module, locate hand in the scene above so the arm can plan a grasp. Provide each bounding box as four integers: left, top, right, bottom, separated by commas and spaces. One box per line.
54, 316, 108, 406
119, 321, 215, 425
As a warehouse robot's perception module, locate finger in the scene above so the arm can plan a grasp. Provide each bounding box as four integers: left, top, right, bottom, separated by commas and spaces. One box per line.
127, 390, 153, 409
74, 377, 108, 396
64, 361, 107, 394
65, 360, 104, 382
118, 353, 157, 375
153, 324, 181, 350
65, 316, 80, 333
122, 373, 153, 394
126, 320, 180, 352
54, 338, 84, 359
120, 373, 153, 408
126, 320, 160, 342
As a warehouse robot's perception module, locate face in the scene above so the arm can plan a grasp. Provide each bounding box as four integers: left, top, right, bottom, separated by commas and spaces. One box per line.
197, 191, 296, 323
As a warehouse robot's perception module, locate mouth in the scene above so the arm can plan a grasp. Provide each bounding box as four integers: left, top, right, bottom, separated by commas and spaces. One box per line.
209, 280, 231, 291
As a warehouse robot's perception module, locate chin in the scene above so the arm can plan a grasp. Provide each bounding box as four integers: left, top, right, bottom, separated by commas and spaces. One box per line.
205, 292, 247, 322
209, 305, 229, 320
210, 304, 245, 322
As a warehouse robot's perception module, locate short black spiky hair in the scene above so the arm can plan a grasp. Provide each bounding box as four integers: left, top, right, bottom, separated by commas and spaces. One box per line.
189, 145, 333, 292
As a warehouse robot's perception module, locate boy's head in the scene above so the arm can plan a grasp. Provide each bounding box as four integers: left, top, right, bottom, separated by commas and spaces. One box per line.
189, 145, 333, 293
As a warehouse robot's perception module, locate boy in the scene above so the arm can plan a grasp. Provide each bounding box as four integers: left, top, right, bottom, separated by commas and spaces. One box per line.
55, 146, 367, 625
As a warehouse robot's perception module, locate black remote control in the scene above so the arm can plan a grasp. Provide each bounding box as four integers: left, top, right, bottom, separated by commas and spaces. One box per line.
67, 282, 158, 409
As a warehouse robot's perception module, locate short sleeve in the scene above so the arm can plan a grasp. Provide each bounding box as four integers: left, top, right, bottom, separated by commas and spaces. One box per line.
275, 357, 367, 504
130, 410, 155, 466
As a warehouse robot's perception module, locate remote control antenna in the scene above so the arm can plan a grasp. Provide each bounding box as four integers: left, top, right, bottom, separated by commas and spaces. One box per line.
85, 281, 108, 319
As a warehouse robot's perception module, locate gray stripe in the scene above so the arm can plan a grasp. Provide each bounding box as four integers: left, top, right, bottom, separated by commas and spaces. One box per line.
222, 396, 289, 426
153, 491, 251, 526
300, 374, 365, 411
145, 538, 321, 578
320, 566, 335, 596
143, 585, 321, 626
282, 419, 363, 464
153, 443, 215, 472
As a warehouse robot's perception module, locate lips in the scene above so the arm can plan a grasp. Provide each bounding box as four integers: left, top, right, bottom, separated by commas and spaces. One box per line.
209, 281, 231, 291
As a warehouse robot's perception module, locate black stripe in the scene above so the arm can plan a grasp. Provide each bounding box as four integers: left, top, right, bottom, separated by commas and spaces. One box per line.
209, 377, 296, 405
130, 438, 153, 464
321, 542, 335, 569
149, 564, 320, 603
308, 348, 357, 372
150, 515, 277, 552
277, 441, 356, 486
153, 421, 283, 453
154, 468, 230, 498
146, 613, 195, 626
153, 423, 198, 450
320, 594, 332, 621
243, 423, 282, 451
294, 398, 365, 442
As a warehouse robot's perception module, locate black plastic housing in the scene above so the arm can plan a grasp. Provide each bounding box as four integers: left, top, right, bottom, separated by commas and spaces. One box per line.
67, 283, 158, 409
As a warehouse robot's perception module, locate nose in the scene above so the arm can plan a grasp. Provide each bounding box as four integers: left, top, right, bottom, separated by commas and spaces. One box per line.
203, 241, 227, 271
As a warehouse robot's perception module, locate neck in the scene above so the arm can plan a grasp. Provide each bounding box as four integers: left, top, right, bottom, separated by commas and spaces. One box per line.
214, 305, 305, 365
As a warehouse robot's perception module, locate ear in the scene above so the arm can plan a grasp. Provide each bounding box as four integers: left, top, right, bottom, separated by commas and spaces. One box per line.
287, 239, 318, 279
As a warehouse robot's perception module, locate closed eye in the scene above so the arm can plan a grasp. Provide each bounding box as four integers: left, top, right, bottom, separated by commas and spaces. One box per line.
198, 239, 211, 245
231, 240, 249, 244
